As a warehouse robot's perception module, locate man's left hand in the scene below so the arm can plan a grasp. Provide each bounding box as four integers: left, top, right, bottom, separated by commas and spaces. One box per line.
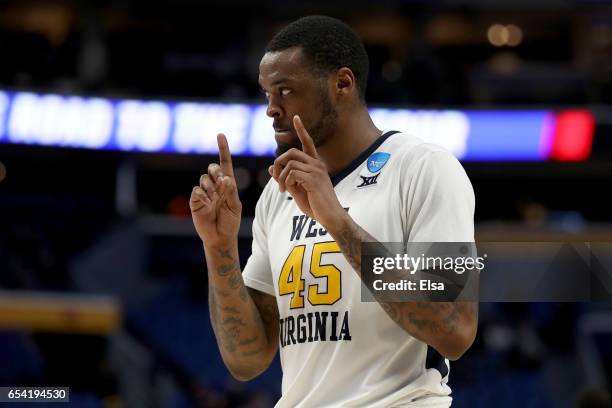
269, 115, 348, 233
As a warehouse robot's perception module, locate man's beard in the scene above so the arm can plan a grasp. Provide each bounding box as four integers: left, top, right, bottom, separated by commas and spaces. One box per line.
275, 90, 338, 157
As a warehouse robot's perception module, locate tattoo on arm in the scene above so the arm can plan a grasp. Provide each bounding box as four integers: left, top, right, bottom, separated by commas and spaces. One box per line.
217, 261, 240, 277
380, 291, 477, 345
207, 246, 271, 365
332, 219, 478, 344
228, 272, 241, 289
212, 289, 278, 363
334, 219, 365, 273
217, 248, 233, 260
239, 283, 248, 302
206, 242, 281, 378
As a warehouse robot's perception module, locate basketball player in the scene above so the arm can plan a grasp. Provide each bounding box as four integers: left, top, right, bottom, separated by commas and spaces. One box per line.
190, 16, 477, 408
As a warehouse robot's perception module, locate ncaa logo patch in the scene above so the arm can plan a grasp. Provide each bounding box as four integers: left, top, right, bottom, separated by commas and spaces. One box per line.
367, 152, 391, 173
357, 151, 391, 188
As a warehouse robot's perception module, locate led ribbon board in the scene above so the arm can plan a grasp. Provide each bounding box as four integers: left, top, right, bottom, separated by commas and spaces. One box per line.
0, 90, 594, 161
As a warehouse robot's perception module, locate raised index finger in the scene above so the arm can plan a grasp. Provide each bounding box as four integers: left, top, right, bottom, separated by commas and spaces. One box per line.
217, 133, 234, 178
293, 115, 318, 158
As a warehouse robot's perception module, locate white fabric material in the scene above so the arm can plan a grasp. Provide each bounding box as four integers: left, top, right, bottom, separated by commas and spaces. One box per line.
242, 132, 474, 408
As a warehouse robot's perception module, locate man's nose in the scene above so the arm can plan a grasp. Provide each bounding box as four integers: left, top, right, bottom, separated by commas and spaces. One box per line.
266, 97, 282, 118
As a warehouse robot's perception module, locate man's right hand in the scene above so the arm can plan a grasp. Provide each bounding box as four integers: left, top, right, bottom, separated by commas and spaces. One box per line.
192, 134, 279, 382
190, 133, 242, 247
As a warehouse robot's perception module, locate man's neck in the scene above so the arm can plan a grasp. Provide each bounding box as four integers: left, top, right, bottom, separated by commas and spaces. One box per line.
317, 106, 382, 177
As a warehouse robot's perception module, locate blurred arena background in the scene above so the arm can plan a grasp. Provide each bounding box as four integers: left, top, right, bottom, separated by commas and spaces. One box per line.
1, 0, 612, 407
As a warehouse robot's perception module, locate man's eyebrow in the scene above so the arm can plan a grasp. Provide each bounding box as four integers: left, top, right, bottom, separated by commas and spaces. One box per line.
259, 78, 291, 89
271, 78, 290, 86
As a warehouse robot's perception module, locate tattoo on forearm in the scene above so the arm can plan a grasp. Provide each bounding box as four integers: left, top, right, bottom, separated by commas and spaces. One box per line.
332, 219, 477, 343
334, 221, 364, 273
217, 248, 233, 260
239, 283, 248, 302
228, 271, 241, 289
217, 261, 240, 277
209, 289, 218, 325
212, 251, 249, 304
206, 248, 280, 371
380, 299, 469, 343
212, 285, 230, 299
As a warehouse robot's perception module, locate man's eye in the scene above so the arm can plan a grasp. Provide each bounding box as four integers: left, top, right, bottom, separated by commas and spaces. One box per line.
280, 88, 291, 96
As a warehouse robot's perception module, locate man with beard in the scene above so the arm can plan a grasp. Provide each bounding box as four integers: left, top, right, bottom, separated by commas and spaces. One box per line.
190, 16, 477, 408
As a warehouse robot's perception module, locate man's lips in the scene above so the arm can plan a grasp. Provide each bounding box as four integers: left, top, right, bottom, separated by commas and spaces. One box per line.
274, 128, 294, 144
274, 129, 293, 138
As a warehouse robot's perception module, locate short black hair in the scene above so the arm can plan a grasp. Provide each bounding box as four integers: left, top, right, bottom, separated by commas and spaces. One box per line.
265, 15, 369, 101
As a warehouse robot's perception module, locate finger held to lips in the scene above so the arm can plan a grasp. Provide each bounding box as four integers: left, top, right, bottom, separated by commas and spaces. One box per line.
293, 115, 317, 158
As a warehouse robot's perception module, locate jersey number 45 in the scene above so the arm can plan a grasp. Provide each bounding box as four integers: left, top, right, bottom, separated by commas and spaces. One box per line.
278, 241, 342, 309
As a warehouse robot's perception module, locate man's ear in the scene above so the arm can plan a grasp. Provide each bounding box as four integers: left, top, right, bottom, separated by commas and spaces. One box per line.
336, 67, 355, 97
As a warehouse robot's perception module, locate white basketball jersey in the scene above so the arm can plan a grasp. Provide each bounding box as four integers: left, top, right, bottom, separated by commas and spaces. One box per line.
242, 131, 475, 408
